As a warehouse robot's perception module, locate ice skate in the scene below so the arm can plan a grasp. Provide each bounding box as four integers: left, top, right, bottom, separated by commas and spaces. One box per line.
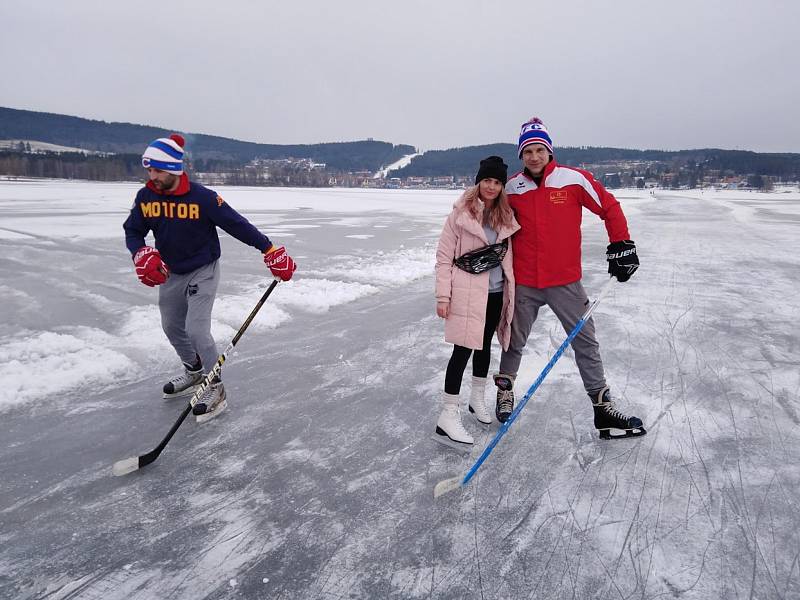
162, 359, 203, 399
468, 376, 493, 426
589, 387, 646, 440
433, 392, 474, 452
493, 373, 515, 423
193, 380, 227, 423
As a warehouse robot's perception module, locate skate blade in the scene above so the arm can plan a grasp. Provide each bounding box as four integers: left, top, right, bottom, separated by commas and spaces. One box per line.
196, 399, 228, 424
162, 384, 201, 400
431, 432, 473, 454
495, 413, 512, 425
598, 426, 647, 440
495, 403, 513, 425
468, 405, 492, 427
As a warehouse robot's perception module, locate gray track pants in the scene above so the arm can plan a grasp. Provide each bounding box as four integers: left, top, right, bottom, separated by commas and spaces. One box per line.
498, 281, 606, 393
158, 260, 220, 378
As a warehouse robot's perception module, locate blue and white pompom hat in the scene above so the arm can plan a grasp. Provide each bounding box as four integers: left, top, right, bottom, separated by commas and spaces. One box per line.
141, 134, 185, 174
517, 117, 553, 158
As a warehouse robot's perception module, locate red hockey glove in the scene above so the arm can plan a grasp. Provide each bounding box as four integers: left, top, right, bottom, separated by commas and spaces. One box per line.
263, 245, 296, 281
133, 246, 169, 287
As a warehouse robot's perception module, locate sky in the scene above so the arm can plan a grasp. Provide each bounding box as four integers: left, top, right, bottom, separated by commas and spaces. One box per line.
1, 0, 799, 153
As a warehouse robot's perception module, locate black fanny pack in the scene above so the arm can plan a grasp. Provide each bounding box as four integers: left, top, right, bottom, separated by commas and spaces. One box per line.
453, 239, 507, 274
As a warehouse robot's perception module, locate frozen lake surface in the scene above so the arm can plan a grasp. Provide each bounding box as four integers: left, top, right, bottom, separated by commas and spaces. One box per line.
1, 180, 799, 599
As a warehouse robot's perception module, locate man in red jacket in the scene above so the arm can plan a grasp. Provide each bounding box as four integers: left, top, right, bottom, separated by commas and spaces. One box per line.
494, 117, 645, 440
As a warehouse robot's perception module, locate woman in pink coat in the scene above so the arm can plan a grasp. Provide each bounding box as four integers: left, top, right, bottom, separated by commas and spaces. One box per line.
433, 156, 520, 450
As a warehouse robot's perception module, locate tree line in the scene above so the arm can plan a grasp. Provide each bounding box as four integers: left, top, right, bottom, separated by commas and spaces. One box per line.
0, 151, 142, 181
3, 106, 798, 185
0, 107, 415, 172
0, 151, 342, 187
3, 145, 798, 189
390, 144, 800, 182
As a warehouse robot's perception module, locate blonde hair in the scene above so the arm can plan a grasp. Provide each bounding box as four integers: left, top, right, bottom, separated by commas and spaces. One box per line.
462, 185, 514, 231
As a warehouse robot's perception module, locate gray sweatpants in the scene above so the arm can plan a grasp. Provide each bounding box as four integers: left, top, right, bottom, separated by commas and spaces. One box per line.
158, 260, 221, 378
498, 281, 606, 393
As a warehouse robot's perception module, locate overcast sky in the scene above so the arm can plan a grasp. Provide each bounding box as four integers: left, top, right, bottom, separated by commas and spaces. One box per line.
1, 0, 798, 153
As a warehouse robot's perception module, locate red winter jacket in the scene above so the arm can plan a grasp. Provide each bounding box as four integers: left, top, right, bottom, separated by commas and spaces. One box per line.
506, 160, 631, 288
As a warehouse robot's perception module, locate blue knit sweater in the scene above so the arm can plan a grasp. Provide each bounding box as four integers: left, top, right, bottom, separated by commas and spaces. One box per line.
123, 180, 272, 274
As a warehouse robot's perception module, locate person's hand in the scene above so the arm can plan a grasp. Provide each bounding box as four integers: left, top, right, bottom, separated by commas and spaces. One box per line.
606, 240, 639, 282
436, 301, 450, 318
264, 245, 296, 281
133, 246, 169, 287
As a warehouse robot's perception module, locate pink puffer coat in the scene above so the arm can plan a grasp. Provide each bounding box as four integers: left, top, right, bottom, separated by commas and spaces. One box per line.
435, 189, 520, 350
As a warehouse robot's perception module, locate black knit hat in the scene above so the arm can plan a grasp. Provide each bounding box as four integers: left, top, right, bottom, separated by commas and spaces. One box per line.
475, 156, 508, 185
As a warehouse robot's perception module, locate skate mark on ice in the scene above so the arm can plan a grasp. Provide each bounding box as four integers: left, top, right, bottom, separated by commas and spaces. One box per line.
567, 410, 602, 472
720, 469, 784, 599
0, 225, 57, 242
766, 385, 799, 426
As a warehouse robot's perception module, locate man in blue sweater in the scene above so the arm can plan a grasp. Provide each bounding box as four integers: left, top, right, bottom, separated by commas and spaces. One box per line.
123, 134, 296, 422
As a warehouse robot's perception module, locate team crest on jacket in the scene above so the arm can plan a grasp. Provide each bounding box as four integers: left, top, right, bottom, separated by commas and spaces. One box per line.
216, 195, 225, 207
549, 191, 568, 204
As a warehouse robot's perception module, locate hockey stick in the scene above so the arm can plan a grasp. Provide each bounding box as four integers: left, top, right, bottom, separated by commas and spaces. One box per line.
112, 278, 280, 476
433, 277, 616, 498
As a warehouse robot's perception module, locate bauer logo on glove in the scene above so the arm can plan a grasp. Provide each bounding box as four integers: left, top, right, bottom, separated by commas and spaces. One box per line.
263, 245, 296, 281
133, 246, 169, 287
606, 240, 639, 282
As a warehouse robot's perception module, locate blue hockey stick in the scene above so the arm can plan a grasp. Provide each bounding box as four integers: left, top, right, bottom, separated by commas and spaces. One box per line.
433, 277, 616, 498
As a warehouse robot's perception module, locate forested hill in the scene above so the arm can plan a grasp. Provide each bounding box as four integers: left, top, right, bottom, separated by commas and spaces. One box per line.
390, 144, 800, 180
3, 106, 799, 182
0, 107, 415, 172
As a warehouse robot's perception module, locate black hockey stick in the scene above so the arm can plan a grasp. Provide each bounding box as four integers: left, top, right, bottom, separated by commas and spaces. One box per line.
112, 278, 280, 476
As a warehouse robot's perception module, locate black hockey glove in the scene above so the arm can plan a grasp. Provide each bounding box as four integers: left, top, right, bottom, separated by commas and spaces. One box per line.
606, 240, 639, 282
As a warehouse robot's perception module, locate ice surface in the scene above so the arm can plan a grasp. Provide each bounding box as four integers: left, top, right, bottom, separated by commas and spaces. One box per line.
1, 181, 799, 599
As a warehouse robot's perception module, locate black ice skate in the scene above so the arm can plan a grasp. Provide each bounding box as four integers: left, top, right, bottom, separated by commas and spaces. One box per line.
494, 373, 515, 423
162, 357, 203, 400
193, 380, 227, 423
589, 387, 646, 440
